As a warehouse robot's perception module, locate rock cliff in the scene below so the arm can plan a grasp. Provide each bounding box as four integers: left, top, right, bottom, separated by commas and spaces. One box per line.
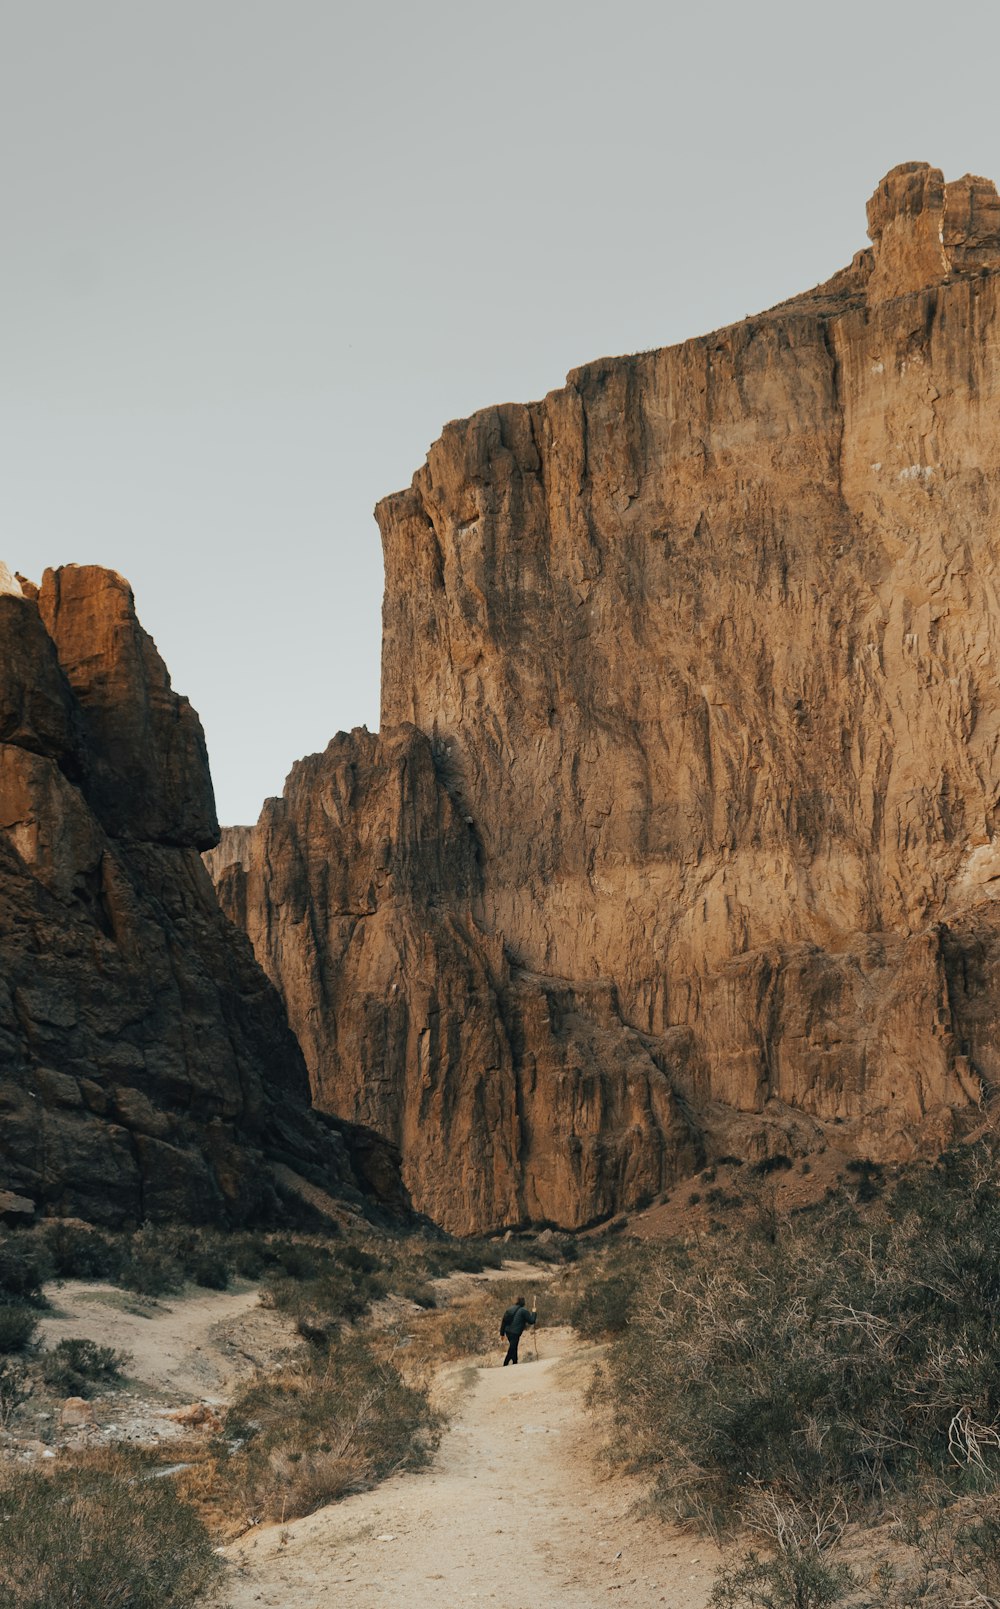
210, 164, 1000, 1232
0, 566, 409, 1227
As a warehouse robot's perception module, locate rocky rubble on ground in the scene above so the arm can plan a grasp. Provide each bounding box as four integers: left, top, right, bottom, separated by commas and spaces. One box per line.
210, 163, 1000, 1232
0, 565, 409, 1226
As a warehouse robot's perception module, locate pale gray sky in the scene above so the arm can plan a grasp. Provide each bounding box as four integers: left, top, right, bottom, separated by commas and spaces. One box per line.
3, 0, 999, 823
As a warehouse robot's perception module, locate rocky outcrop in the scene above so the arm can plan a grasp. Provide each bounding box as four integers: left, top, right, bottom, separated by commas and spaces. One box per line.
0, 566, 409, 1227
211, 164, 1000, 1231
209, 727, 697, 1232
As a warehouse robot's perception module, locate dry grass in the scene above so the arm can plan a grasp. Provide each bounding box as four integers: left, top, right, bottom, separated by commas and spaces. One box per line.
581, 1147, 1000, 1608
0, 1222, 581, 1578
405, 1288, 502, 1366
0, 1449, 221, 1609
176, 1331, 438, 1536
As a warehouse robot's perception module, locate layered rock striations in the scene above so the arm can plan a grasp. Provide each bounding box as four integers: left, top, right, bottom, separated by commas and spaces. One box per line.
0, 566, 408, 1226
211, 164, 1000, 1231
209, 727, 696, 1232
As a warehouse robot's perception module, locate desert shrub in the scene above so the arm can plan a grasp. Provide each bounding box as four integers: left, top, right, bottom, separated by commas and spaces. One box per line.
124, 1226, 261, 1294
516, 1233, 571, 1265
409, 1289, 502, 1362
200, 1334, 436, 1527
0, 1360, 29, 1426
119, 1230, 186, 1298
265, 1260, 389, 1339
339, 1244, 383, 1275
957, 1495, 1000, 1604
705, 1189, 744, 1210
41, 1223, 124, 1282
712, 1546, 853, 1609
41, 1338, 130, 1397
752, 1153, 792, 1176
594, 1149, 1000, 1529
0, 1458, 221, 1608
262, 1238, 335, 1282
845, 1159, 885, 1204
0, 1240, 47, 1305
190, 1251, 230, 1290
418, 1237, 503, 1277
397, 1275, 438, 1308
569, 1245, 651, 1339
0, 1303, 39, 1354
229, 1235, 269, 1280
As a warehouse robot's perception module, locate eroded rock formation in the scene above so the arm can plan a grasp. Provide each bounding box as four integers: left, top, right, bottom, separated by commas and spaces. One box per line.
211, 163, 1000, 1232
209, 726, 697, 1232
0, 566, 409, 1227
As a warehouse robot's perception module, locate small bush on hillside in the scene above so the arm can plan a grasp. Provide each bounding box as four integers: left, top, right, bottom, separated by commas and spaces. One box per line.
190, 1252, 229, 1290
845, 1159, 885, 1203
0, 1360, 29, 1426
752, 1153, 792, 1176
265, 1262, 389, 1339
419, 1238, 503, 1277
0, 1241, 46, 1305
195, 1334, 436, 1527
0, 1458, 221, 1609
409, 1289, 501, 1362
0, 1304, 39, 1354
339, 1244, 383, 1275
396, 1275, 438, 1308
118, 1231, 186, 1298
40, 1223, 124, 1282
594, 1149, 1000, 1530
569, 1246, 651, 1339
712, 1547, 854, 1609
42, 1338, 130, 1397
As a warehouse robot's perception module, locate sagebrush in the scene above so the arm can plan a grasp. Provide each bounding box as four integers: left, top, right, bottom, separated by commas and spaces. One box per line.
0, 1456, 221, 1609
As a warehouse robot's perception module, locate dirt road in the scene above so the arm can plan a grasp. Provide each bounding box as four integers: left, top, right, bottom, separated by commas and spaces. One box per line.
217, 1328, 718, 1608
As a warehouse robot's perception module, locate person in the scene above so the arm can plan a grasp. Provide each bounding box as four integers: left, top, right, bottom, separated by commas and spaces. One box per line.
500, 1295, 536, 1365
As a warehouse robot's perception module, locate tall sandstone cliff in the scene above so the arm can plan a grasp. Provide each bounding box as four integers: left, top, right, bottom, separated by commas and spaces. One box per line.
210, 163, 1000, 1233
0, 565, 408, 1227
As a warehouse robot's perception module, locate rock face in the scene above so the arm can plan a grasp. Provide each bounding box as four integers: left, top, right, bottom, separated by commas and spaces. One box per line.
210, 727, 697, 1232
0, 566, 408, 1227
211, 164, 1000, 1232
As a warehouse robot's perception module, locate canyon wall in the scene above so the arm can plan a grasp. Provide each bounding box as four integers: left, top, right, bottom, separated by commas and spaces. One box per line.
211, 164, 1000, 1231
0, 565, 409, 1227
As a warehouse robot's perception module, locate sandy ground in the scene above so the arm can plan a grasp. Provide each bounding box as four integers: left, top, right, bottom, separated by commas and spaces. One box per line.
2, 1281, 303, 1456
215, 1328, 718, 1609
39, 1280, 296, 1402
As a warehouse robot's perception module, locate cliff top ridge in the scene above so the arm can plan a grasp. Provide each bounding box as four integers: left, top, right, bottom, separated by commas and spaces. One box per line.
865, 160, 1000, 303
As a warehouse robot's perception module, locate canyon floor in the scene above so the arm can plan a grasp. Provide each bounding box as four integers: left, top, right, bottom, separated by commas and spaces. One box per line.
212, 1326, 718, 1609
15, 1259, 719, 1606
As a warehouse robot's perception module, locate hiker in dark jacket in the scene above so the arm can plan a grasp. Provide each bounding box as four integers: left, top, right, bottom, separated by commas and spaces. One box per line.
500, 1295, 536, 1365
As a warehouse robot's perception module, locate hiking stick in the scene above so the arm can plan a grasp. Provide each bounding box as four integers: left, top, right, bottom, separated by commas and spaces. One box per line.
532, 1296, 538, 1360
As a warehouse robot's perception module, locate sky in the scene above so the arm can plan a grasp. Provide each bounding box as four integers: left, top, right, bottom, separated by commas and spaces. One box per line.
3, 0, 1000, 825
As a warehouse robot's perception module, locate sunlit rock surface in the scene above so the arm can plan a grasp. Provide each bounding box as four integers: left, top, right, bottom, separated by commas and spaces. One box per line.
211, 164, 1000, 1231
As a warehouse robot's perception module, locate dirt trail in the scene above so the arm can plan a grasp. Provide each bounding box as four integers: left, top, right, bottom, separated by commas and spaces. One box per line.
217, 1328, 718, 1608
39, 1281, 295, 1401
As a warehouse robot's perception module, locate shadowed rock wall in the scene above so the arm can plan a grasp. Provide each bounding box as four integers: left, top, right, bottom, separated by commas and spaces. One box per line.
0, 566, 408, 1227
211, 164, 1000, 1231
